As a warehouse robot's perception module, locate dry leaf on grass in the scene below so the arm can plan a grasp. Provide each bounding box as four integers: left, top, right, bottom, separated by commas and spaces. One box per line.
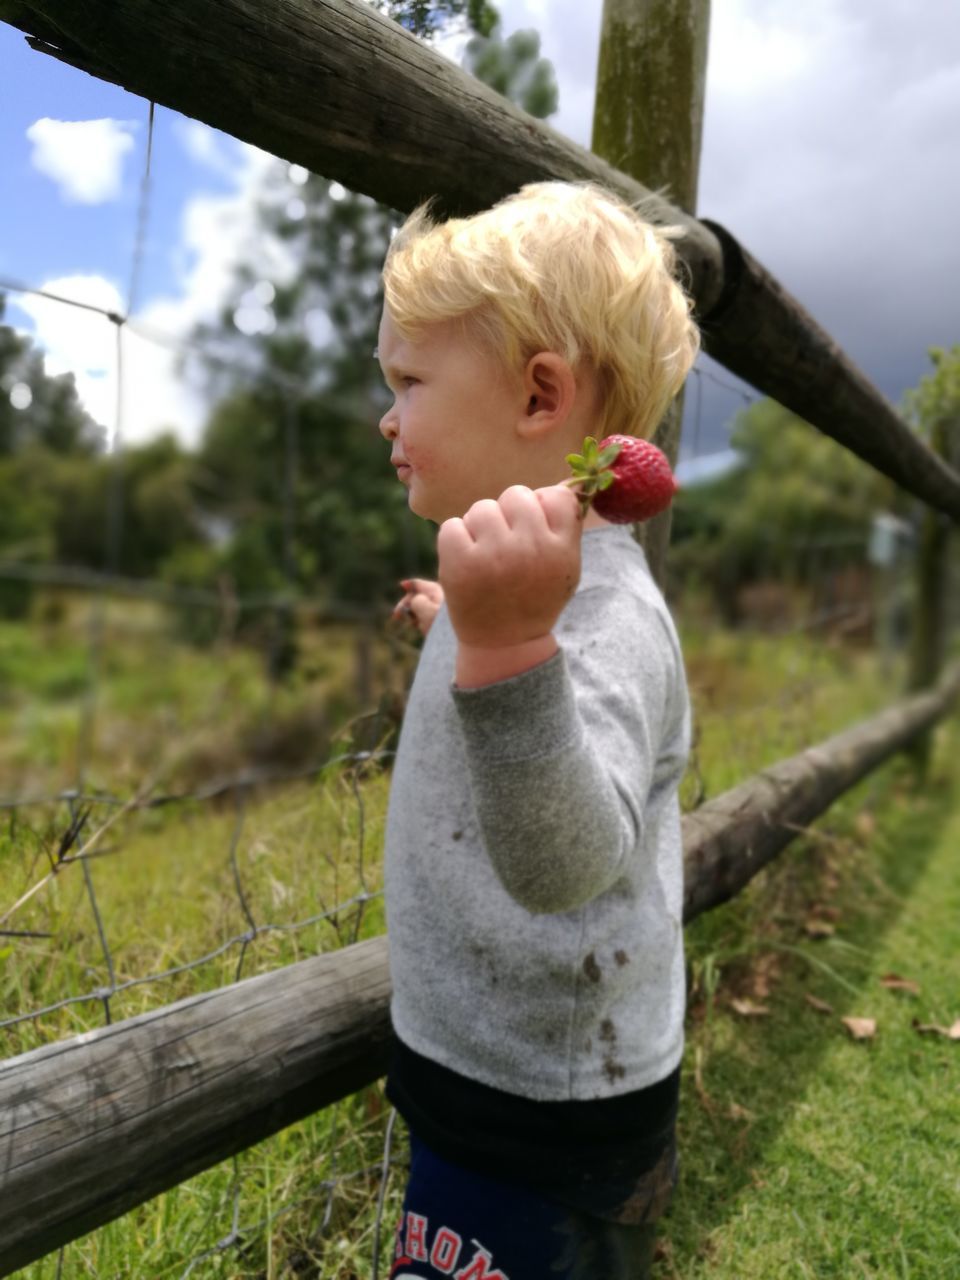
727, 1100, 754, 1123
854, 811, 877, 840
747, 951, 781, 1000
879, 972, 920, 996
804, 993, 834, 1015
730, 997, 770, 1017
912, 1018, 960, 1040
804, 918, 836, 939
842, 1016, 877, 1040
653, 1238, 674, 1264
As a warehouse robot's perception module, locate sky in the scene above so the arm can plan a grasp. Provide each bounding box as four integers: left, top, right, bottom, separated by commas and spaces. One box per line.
1, 0, 958, 480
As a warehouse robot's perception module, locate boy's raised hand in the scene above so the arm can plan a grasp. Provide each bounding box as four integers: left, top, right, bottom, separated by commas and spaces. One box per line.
438, 484, 582, 653
392, 577, 444, 637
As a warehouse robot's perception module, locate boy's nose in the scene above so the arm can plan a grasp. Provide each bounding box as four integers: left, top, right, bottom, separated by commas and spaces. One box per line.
379, 407, 398, 440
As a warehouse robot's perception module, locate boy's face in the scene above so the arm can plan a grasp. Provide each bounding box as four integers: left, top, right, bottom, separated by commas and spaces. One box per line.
376, 309, 531, 524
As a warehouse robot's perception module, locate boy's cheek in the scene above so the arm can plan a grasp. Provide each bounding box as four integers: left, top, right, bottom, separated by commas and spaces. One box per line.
405, 445, 441, 492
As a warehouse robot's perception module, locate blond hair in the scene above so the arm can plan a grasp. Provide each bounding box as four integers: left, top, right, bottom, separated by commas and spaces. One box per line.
381, 181, 700, 441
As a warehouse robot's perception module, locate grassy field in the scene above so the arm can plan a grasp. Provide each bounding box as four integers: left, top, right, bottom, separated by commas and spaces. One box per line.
2, 592, 958, 1278
670, 695, 960, 1278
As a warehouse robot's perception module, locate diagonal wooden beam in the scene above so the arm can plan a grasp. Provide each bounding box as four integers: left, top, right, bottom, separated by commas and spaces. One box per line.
0, 935, 394, 1275
2, 0, 960, 521
681, 661, 960, 920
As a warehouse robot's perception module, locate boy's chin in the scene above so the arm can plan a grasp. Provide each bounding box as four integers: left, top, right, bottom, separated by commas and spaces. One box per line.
407, 489, 440, 523
408, 487, 455, 525
408, 479, 488, 524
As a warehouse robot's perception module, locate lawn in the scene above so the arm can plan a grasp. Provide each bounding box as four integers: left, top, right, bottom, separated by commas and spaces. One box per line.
2, 593, 958, 1278
669, 712, 960, 1279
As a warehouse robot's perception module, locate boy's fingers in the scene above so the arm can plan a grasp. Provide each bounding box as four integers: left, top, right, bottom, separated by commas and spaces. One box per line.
437, 516, 476, 562
403, 577, 443, 601
408, 597, 436, 627
535, 483, 582, 536
461, 498, 507, 543
497, 484, 544, 533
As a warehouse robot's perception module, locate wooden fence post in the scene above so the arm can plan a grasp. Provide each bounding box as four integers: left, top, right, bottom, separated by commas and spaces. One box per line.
908, 417, 958, 769
591, 0, 711, 587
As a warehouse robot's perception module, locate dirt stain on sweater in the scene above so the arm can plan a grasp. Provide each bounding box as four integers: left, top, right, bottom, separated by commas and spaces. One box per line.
603, 1056, 626, 1083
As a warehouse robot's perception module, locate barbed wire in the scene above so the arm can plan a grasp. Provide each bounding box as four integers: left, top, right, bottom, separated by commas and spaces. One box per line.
0, 271, 384, 407
0, 748, 395, 812
0, 887, 383, 1033
689, 359, 756, 407
0, 532, 870, 620
681, 359, 759, 466
0, 558, 385, 618
176, 1154, 403, 1279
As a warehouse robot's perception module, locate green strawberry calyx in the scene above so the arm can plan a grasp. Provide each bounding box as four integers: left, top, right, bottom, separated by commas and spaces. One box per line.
565, 436, 622, 518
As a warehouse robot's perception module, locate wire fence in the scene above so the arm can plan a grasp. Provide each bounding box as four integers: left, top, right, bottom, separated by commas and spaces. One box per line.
2, 90, 953, 1280
0, 98, 416, 1279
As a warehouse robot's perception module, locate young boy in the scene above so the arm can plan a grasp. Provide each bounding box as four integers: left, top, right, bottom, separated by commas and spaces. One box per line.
375, 181, 699, 1279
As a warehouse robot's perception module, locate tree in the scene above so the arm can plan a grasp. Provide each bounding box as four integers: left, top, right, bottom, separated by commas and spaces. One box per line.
0, 294, 103, 458
462, 25, 558, 118
372, 0, 500, 40
903, 345, 960, 458
670, 398, 889, 619
0, 295, 107, 614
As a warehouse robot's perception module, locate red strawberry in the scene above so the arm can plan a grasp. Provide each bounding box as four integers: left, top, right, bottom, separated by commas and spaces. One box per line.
566, 435, 679, 524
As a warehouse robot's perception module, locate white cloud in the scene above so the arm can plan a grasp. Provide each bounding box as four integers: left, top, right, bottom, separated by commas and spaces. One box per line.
13, 275, 124, 439
11, 269, 221, 449
141, 137, 294, 358
162, 144, 281, 323
12, 129, 300, 448
11, 134, 302, 447
172, 117, 241, 179
26, 118, 137, 204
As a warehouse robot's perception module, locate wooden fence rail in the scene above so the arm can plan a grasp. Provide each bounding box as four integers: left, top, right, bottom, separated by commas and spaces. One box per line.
2, 663, 958, 1276
2, 0, 960, 519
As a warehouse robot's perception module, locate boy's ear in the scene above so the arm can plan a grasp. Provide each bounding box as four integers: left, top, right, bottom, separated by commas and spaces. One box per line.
516, 352, 577, 439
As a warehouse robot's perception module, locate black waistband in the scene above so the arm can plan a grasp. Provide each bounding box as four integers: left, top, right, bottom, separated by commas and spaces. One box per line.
386, 1035, 681, 1194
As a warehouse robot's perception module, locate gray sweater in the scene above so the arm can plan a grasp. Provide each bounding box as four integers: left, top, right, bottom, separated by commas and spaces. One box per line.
384, 526, 690, 1101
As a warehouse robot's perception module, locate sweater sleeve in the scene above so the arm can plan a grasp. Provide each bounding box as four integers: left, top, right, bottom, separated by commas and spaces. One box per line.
451, 584, 679, 915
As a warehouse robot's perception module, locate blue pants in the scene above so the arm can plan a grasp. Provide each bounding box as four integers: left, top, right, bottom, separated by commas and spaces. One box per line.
388, 1131, 668, 1280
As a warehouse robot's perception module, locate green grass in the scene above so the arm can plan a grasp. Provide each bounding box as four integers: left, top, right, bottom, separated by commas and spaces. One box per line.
2, 596, 958, 1277
668, 723, 960, 1278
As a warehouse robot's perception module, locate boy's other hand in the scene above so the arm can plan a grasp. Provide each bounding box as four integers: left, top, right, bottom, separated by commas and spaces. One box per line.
392, 578, 444, 637
438, 484, 582, 653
